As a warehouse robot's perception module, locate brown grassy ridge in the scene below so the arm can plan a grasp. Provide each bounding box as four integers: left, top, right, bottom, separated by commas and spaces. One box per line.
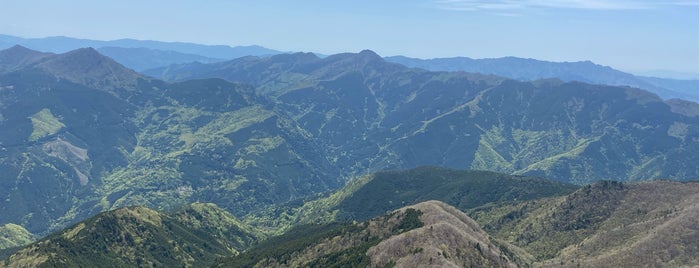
472, 180, 699, 267
368, 200, 532, 268
218, 200, 531, 268
541, 180, 699, 267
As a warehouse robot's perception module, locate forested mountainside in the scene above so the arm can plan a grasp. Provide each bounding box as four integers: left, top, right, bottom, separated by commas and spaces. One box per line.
1, 46, 699, 260
244, 167, 577, 232
146, 49, 699, 183
0, 45, 341, 238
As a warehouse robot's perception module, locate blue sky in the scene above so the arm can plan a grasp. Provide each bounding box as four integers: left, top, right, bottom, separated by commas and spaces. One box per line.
1, 0, 698, 76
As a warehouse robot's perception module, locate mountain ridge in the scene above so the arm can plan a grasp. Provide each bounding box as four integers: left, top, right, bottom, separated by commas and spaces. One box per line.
3, 168, 699, 267
0, 34, 282, 59
0, 34, 284, 73
1, 203, 260, 267
384, 55, 699, 103
144, 49, 699, 183
35, 47, 144, 91
96, 47, 225, 71
4, 34, 696, 104
217, 200, 529, 268
243, 167, 578, 235
0, 45, 53, 73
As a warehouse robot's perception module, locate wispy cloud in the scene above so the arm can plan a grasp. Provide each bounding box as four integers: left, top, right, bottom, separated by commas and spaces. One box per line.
669, 0, 699, 6
433, 0, 695, 11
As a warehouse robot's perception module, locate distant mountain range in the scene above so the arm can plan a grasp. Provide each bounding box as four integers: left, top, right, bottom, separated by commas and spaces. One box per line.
1, 35, 696, 104
0, 34, 282, 71
96, 47, 224, 71
385, 55, 699, 103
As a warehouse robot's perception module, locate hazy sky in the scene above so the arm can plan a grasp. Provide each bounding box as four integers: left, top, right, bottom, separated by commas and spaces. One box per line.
1, 0, 698, 75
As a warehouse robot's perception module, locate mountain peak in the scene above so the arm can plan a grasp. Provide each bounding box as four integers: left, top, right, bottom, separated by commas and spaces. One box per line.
65, 46, 100, 56
0, 45, 53, 72
269, 51, 320, 63
356, 49, 383, 61
319, 49, 386, 70
53, 47, 115, 66
37, 47, 143, 90
3, 45, 36, 54
359, 49, 379, 56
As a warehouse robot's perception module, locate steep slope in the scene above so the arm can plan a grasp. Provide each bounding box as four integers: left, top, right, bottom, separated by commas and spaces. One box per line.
219, 200, 527, 267
366, 201, 530, 268
244, 167, 577, 235
146, 50, 699, 183
146, 50, 507, 177
472, 180, 699, 266
334, 167, 577, 220
1, 203, 259, 268
36, 47, 143, 92
0, 45, 52, 73
92, 78, 341, 217
0, 48, 141, 234
546, 181, 699, 267
385, 55, 699, 102
0, 224, 33, 259
0, 46, 340, 239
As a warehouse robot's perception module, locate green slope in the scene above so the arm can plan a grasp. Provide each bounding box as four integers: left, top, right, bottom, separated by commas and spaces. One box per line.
335, 167, 578, 220
146, 50, 699, 184
1, 203, 259, 267
245, 166, 578, 234
0, 224, 33, 259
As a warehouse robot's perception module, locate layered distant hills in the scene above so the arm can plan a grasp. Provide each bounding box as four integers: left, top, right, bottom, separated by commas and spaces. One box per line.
1, 42, 699, 266
0, 34, 282, 71
385, 55, 699, 103
2, 34, 696, 103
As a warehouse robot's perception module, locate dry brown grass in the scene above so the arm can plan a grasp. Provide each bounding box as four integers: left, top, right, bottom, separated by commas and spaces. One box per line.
367, 201, 526, 268
540, 181, 699, 267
